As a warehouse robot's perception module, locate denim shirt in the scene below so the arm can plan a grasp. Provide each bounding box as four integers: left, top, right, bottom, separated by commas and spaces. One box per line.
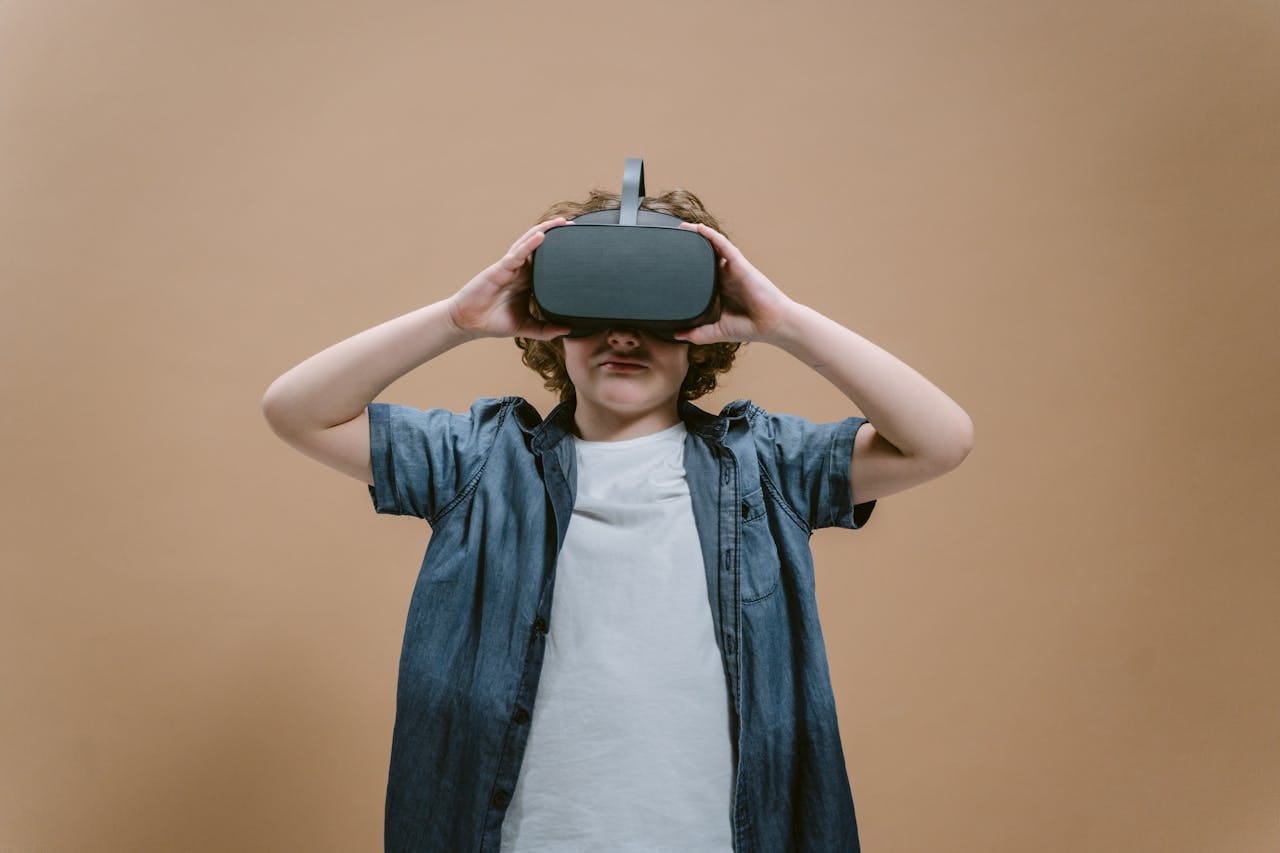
367, 395, 876, 853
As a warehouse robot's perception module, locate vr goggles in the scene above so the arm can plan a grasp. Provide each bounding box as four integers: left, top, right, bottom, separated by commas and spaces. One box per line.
530, 157, 720, 342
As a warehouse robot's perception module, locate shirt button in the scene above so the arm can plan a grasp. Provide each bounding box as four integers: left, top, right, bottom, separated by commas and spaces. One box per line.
513, 708, 530, 724
493, 789, 511, 808
533, 616, 547, 634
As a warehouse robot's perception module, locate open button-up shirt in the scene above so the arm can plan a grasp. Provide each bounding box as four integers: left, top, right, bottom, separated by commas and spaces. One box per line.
367, 395, 877, 852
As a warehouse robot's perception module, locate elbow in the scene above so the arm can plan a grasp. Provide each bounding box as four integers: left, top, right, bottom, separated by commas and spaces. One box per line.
260, 385, 296, 436
947, 415, 975, 469
261, 395, 285, 437
929, 414, 974, 472
260, 384, 280, 422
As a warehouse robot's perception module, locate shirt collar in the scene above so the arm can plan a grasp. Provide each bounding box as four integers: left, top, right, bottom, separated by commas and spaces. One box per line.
528, 395, 749, 453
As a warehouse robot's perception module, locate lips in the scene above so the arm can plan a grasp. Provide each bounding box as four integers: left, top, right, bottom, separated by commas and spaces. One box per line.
600, 362, 647, 374
598, 354, 647, 368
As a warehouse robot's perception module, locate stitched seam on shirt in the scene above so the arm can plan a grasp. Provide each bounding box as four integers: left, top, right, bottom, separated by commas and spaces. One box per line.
378, 405, 403, 515
427, 398, 513, 527
827, 417, 861, 528
759, 465, 811, 535
745, 405, 813, 535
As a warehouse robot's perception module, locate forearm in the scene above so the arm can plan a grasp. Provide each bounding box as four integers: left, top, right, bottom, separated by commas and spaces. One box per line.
261, 298, 472, 433
770, 302, 974, 462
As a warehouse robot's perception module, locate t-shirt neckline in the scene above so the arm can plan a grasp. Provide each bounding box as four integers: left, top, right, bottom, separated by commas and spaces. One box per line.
572, 421, 686, 450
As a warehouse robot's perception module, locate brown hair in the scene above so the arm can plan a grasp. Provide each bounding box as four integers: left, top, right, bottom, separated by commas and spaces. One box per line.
515, 187, 742, 402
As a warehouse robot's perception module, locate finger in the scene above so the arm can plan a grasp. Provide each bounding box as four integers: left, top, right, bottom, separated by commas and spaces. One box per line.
533, 216, 571, 240
515, 223, 553, 256
530, 216, 568, 236
495, 250, 527, 275
680, 222, 745, 266
500, 227, 554, 274
525, 216, 572, 251
506, 217, 568, 260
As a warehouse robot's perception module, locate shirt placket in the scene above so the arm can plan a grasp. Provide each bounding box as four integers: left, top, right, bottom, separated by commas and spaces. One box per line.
717, 445, 741, 694
717, 442, 750, 853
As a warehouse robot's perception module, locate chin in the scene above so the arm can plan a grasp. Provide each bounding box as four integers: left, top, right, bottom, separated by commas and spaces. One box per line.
582, 383, 670, 412
592, 389, 656, 411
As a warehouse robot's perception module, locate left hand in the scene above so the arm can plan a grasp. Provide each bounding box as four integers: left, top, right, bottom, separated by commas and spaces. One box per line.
674, 222, 798, 346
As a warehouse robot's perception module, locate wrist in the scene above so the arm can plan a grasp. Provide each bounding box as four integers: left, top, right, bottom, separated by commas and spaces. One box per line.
443, 295, 484, 342
761, 298, 808, 348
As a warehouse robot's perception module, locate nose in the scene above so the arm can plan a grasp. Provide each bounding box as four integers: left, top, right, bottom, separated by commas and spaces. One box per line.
606, 326, 642, 348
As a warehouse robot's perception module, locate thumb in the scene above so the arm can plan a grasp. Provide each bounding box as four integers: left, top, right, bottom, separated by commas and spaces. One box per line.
673, 324, 719, 346
529, 320, 571, 340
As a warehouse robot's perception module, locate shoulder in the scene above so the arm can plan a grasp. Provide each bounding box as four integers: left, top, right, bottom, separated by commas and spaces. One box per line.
467, 396, 527, 420
721, 399, 827, 438
498, 395, 545, 429
453, 396, 545, 451
440, 395, 540, 433
372, 395, 524, 419
369, 397, 533, 457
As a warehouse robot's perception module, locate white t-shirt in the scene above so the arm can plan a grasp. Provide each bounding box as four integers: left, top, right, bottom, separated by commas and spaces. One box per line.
499, 421, 735, 853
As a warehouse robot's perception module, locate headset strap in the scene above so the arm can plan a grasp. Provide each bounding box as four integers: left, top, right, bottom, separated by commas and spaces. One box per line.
620, 158, 644, 226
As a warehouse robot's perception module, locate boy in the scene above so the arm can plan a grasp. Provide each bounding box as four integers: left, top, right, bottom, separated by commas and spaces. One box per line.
261, 190, 974, 853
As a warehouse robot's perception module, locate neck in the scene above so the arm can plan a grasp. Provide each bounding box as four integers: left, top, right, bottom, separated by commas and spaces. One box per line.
571, 396, 681, 442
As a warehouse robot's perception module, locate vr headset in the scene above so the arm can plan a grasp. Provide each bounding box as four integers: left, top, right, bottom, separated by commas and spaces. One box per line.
530, 157, 720, 341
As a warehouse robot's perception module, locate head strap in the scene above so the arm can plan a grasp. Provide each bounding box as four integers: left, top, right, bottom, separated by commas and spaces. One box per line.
619, 158, 644, 226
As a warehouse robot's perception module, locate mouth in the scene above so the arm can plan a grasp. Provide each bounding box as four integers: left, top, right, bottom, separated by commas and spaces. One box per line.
600, 360, 647, 372
598, 354, 648, 371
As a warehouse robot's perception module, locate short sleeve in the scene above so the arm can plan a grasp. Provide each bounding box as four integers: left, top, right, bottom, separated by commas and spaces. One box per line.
366, 397, 510, 522
753, 410, 877, 531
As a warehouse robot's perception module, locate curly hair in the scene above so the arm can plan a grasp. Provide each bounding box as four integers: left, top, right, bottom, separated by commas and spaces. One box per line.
514, 187, 743, 402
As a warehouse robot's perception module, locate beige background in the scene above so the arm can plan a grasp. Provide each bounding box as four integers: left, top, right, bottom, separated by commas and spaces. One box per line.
3, 1, 1278, 851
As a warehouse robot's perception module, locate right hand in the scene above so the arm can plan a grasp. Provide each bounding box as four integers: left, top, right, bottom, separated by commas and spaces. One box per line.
447, 217, 575, 340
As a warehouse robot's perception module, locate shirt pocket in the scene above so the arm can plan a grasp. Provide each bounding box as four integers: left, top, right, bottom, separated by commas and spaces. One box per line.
739, 485, 781, 604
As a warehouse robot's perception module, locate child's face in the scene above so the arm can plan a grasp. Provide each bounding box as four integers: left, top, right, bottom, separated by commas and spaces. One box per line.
562, 326, 690, 417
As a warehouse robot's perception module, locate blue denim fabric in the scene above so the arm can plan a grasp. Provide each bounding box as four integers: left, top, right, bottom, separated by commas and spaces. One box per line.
367, 395, 876, 852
